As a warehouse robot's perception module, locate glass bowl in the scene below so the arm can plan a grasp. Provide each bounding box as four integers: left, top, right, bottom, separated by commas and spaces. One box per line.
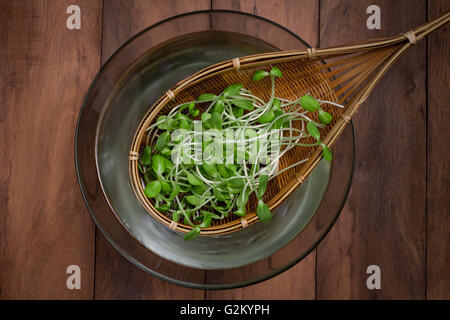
75, 10, 354, 289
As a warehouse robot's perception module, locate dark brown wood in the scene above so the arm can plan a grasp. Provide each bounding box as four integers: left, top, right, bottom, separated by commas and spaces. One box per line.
206, 253, 316, 299
427, 0, 450, 300
206, 0, 319, 300
317, 0, 427, 299
94, 0, 210, 299
102, 0, 211, 63
212, 0, 319, 47
0, 0, 101, 299
94, 235, 204, 299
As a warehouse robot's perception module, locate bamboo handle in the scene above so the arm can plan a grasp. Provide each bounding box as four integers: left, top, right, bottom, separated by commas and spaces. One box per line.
343, 11, 450, 119
296, 11, 450, 185
303, 11, 450, 59
412, 11, 450, 42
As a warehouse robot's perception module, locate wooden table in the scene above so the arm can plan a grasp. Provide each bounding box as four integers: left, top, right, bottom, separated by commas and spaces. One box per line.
1, 0, 448, 300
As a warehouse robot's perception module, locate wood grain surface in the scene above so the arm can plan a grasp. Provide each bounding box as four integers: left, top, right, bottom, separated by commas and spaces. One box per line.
427, 0, 450, 300
317, 0, 427, 299
0, 0, 101, 299
0, 0, 448, 300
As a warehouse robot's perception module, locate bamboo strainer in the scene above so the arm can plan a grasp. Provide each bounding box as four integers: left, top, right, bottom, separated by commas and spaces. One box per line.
129, 12, 449, 236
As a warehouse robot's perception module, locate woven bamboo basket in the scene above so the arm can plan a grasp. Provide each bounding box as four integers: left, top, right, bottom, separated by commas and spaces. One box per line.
129, 12, 449, 236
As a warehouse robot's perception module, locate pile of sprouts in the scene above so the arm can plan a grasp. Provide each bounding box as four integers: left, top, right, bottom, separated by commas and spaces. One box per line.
138, 67, 343, 240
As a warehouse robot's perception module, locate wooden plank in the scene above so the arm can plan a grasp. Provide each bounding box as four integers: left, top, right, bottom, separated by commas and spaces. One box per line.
95, 0, 210, 299
207, 0, 319, 300
94, 235, 205, 299
0, 0, 101, 299
205, 253, 316, 300
212, 0, 319, 47
317, 0, 427, 299
102, 0, 211, 63
427, 0, 450, 300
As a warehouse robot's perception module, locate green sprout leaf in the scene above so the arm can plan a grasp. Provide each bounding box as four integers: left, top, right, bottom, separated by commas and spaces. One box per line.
257, 175, 269, 199
269, 67, 283, 78
212, 100, 225, 114
172, 211, 181, 222
163, 157, 173, 173
144, 180, 161, 198
140, 146, 152, 166
244, 128, 257, 139
223, 83, 243, 97
196, 93, 217, 101
186, 172, 204, 186
230, 98, 254, 111
201, 216, 213, 228
201, 111, 211, 124
155, 203, 171, 213
226, 164, 237, 174
161, 181, 172, 194
152, 155, 166, 176
192, 184, 209, 196
176, 112, 189, 120
202, 163, 219, 178
272, 110, 285, 129
213, 187, 227, 201
186, 195, 204, 206
156, 115, 167, 127
184, 227, 201, 241
190, 109, 200, 117
236, 186, 251, 212
307, 121, 320, 141
217, 164, 231, 178
169, 183, 180, 200
207, 112, 222, 130
318, 109, 332, 124
252, 70, 269, 81
179, 119, 190, 130
271, 98, 281, 111
156, 115, 176, 130
300, 95, 319, 112
161, 146, 171, 157
155, 131, 170, 152
227, 177, 245, 193
258, 111, 275, 124
321, 143, 333, 162
257, 200, 272, 223
232, 107, 244, 118
200, 210, 222, 220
